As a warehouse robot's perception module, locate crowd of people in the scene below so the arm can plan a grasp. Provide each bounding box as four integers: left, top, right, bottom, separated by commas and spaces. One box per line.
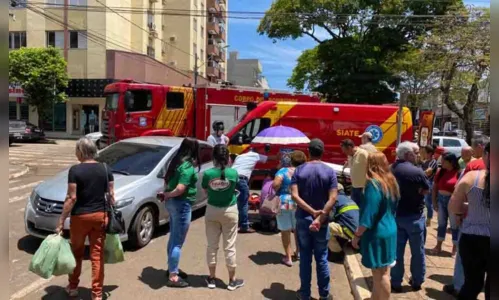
56, 125, 489, 300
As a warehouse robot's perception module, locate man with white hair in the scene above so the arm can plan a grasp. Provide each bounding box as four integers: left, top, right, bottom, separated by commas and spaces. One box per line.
390, 141, 430, 293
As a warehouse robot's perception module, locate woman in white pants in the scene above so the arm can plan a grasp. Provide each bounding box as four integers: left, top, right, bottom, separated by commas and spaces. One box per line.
201, 144, 244, 291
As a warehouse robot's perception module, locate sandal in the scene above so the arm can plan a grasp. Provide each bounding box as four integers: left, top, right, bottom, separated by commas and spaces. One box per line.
281, 257, 293, 267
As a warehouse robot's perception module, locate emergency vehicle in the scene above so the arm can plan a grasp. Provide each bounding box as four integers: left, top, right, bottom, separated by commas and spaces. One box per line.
227, 101, 414, 176
100, 80, 320, 146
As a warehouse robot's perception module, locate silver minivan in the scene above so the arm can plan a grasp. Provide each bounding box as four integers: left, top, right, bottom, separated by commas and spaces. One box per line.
24, 136, 214, 248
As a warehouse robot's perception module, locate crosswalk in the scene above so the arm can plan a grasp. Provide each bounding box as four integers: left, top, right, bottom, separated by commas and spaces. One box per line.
9, 141, 77, 204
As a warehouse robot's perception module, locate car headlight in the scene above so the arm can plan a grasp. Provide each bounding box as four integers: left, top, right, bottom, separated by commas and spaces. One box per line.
30, 190, 39, 206
115, 197, 134, 209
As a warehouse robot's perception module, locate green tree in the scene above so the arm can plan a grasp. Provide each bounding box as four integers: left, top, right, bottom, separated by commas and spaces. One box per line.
258, 0, 460, 103
423, 6, 490, 144
9, 47, 69, 129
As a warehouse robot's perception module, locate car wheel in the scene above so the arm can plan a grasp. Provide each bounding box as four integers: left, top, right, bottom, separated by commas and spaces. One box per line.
128, 206, 156, 249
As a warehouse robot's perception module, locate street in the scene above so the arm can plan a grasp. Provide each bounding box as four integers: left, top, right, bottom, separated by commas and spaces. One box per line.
9, 141, 353, 300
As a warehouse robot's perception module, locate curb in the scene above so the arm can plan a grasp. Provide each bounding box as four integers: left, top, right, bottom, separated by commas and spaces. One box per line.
343, 248, 371, 300
9, 165, 29, 180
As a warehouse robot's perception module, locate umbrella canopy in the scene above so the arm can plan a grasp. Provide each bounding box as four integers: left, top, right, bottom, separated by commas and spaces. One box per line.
252, 125, 310, 145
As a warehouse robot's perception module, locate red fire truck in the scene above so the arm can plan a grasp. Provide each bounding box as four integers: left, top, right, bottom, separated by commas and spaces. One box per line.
100, 80, 321, 146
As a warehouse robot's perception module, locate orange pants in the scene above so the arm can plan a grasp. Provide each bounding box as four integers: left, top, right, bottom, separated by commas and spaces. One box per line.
69, 212, 107, 298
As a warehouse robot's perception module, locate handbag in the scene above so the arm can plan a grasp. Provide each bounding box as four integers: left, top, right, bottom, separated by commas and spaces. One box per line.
102, 163, 125, 234
259, 182, 281, 216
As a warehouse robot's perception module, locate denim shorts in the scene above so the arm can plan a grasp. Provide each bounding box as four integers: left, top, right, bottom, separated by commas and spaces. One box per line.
276, 209, 296, 231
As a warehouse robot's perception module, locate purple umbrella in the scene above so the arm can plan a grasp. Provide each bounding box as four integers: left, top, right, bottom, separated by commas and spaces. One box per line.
251, 125, 310, 145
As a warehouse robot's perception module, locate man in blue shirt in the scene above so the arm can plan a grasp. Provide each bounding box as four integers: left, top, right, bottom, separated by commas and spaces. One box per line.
391, 141, 430, 293
291, 138, 338, 300
328, 183, 359, 263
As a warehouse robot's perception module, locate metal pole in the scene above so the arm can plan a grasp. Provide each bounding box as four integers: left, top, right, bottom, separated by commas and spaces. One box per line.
63, 0, 68, 66
192, 53, 198, 138
396, 93, 403, 146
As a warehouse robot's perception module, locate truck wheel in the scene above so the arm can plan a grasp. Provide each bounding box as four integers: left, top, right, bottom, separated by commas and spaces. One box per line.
128, 206, 156, 249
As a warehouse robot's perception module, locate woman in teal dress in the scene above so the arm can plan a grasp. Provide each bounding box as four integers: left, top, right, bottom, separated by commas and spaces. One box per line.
352, 152, 400, 300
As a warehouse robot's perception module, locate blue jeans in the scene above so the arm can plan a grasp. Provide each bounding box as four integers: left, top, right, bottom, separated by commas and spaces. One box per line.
236, 177, 250, 230
425, 182, 433, 220
165, 198, 192, 274
391, 214, 426, 287
437, 193, 459, 245
453, 232, 464, 291
296, 217, 330, 299
351, 187, 363, 205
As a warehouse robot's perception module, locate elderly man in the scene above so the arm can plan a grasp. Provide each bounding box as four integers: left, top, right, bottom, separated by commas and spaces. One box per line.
463, 136, 489, 173
458, 146, 474, 170
358, 132, 378, 153
391, 141, 430, 293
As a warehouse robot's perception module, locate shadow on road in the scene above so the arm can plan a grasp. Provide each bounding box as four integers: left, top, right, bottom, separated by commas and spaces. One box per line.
425, 248, 452, 258
17, 235, 43, 255
248, 251, 283, 266
261, 282, 303, 300
428, 273, 453, 285
41, 284, 118, 299
138, 266, 166, 290
424, 287, 455, 300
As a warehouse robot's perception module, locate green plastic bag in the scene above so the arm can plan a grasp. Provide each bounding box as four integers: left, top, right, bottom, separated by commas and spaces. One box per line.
29, 234, 62, 279
53, 237, 76, 276
104, 234, 125, 264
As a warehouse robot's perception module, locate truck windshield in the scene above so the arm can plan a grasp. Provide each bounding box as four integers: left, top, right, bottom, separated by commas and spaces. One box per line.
96, 142, 172, 176
105, 93, 119, 111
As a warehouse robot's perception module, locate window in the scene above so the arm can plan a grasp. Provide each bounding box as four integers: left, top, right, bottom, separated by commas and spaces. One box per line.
126, 90, 153, 112
193, 18, 197, 31
199, 144, 213, 165
9, 32, 27, 49
432, 138, 439, 146
200, 49, 204, 60
200, 26, 204, 37
69, 0, 87, 6
105, 93, 119, 111
47, 31, 86, 48
235, 118, 271, 144
9, 102, 17, 120
10, 0, 27, 8
42, 102, 66, 131
193, 43, 197, 56
20, 103, 29, 120
443, 139, 461, 147
166, 92, 184, 109
147, 46, 155, 57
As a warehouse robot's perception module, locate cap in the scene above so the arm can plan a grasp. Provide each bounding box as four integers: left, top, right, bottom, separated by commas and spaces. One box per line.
359, 132, 373, 139
309, 138, 325, 153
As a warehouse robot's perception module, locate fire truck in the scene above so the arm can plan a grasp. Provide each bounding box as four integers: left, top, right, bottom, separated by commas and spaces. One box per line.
100, 80, 320, 146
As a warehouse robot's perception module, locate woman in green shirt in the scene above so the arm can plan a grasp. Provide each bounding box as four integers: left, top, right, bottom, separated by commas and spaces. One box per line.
162, 138, 200, 288
202, 144, 244, 291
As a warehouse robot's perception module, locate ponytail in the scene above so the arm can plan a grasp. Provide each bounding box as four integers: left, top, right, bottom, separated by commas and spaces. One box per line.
213, 144, 229, 180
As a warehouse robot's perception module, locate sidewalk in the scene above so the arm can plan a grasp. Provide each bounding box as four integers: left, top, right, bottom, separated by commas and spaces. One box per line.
346, 218, 485, 300
9, 163, 29, 179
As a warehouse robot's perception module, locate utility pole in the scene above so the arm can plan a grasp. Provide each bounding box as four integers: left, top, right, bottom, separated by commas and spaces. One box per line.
192, 53, 198, 137
396, 92, 403, 146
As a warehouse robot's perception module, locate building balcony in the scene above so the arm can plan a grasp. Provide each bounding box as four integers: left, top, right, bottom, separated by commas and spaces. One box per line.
207, 0, 221, 14
207, 65, 220, 77
207, 20, 221, 35
207, 43, 220, 57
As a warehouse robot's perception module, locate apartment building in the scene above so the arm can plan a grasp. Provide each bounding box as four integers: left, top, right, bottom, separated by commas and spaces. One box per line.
227, 51, 269, 88
8, 0, 206, 137
205, 0, 228, 82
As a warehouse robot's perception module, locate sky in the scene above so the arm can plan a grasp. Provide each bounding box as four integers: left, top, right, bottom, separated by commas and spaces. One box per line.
227, 0, 491, 91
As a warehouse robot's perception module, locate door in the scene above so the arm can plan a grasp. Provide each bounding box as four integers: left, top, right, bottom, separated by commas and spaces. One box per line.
206, 104, 245, 139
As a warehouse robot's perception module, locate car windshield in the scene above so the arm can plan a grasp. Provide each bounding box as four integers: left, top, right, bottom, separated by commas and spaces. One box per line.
96, 142, 172, 176
105, 93, 120, 111
9, 121, 25, 128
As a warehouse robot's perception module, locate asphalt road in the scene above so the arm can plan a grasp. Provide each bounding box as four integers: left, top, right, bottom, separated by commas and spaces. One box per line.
9, 141, 353, 300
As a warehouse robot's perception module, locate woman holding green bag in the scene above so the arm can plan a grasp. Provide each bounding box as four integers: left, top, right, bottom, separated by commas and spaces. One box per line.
56, 137, 114, 300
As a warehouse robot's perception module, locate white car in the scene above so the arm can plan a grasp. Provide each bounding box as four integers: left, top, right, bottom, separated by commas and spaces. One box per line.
85, 132, 103, 149
432, 136, 468, 158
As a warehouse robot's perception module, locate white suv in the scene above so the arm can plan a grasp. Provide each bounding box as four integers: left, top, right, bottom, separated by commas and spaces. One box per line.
432, 136, 468, 158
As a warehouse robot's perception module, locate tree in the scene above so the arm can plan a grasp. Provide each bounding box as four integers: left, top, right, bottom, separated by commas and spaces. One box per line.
258, 0, 459, 103
9, 47, 69, 129
423, 7, 490, 144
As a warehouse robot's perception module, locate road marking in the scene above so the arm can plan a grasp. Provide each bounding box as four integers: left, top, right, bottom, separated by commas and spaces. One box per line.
9, 192, 32, 204
9, 181, 42, 193
10, 157, 77, 164
23, 162, 72, 167
10, 277, 54, 299
9, 179, 21, 185
18, 207, 25, 212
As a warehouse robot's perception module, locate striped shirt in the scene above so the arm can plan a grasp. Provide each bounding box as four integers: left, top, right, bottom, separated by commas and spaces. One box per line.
461, 171, 489, 237
421, 158, 438, 182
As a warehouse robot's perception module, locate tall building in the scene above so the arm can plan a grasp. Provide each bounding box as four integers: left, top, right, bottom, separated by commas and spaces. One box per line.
8, 0, 209, 137
205, 0, 228, 83
227, 51, 269, 88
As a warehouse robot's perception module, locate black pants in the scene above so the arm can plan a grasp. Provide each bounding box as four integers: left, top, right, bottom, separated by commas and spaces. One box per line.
458, 233, 490, 300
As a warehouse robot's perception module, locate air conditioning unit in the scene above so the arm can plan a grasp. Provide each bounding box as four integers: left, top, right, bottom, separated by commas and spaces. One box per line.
169, 35, 177, 42
169, 61, 177, 67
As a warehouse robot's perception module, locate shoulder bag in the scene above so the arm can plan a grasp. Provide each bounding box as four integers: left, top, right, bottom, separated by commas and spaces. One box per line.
259, 180, 281, 216
103, 163, 125, 234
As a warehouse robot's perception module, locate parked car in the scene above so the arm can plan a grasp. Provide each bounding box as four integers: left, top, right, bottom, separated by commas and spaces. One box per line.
24, 136, 214, 249
85, 131, 103, 149
9, 120, 45, 145
432, 136, 468, 158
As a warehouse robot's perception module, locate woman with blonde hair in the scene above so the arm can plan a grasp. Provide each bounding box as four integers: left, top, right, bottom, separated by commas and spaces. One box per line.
352, 152, 400, 300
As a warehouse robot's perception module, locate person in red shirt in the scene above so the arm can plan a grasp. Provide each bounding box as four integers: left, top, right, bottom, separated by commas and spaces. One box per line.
430, 152, 461, 256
